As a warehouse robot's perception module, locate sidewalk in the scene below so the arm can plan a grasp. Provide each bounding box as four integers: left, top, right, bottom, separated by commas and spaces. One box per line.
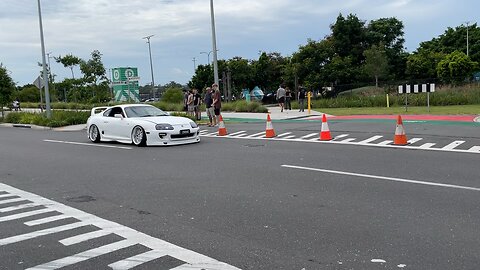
221, 106, 325, 121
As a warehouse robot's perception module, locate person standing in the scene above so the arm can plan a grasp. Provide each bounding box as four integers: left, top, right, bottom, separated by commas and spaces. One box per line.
285, 87, 292, 110
276, 84, 286, 112
212, 83, 222, 125
204, 87, 215, 127
193, 89, 202, 120
298, 86, 306, 112
183, 90, 189, 112
187, 90, 194, 117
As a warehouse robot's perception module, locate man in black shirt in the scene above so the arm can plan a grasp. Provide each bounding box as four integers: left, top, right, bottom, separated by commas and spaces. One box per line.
204, 87, 214, 126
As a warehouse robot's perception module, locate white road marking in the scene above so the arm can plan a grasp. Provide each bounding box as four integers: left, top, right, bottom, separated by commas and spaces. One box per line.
24, 214, 70, 226
0, 197, 28, 205
407, 138, 423, 144
0, 183, 240, 270
108, 250, 167, 270
419, 143, 436, 149
43, 140, 132, 150
300, 133, 318, 139
378, 140, 393, 145
333, 134, 349, 140
205, 132, 218, 136
246, 132, 265, 138
358, 135, 383, 144
0, 208, 54, 223
235, 133, 248, 137
0, 193, 15, 199
276, 132, 292, 138
0, 203, 40, 212
308, 137, 320, 141
282, 165, 480, 192
371, 259, 386, 263
469, 146, 480, 152
27, 240, 137, 270
340, 138, 356, 142
227, 131, 247, 136
442, 140, 465, 150
200, 132, 480, 155
0, 221, 88, 246
59, 230, 112, 246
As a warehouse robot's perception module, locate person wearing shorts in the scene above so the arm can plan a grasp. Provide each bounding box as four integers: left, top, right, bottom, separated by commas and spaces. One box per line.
187, 90, 194, 117
204, 87, 215, 126
276, 84, 286, 112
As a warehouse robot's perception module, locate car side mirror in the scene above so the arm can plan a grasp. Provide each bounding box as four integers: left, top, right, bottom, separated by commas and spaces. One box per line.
114, 113, 124, 119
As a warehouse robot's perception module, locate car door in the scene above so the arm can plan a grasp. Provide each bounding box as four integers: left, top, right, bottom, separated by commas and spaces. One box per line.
109, 108, 133, 141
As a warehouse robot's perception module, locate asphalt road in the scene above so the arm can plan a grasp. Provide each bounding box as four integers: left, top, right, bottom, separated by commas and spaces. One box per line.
0, 121, 479, 270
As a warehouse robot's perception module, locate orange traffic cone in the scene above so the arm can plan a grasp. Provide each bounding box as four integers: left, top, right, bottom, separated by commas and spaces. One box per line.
218, 115, 228, 136
393, 115, 408, 145
265, 114, 276, 138
320, 114, 332, 141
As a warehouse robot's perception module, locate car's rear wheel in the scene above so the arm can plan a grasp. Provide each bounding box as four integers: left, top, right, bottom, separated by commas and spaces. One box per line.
89, 125, 101, 143
131, 126, 147, 146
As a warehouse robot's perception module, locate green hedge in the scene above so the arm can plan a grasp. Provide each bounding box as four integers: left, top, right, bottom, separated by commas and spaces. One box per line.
5, 111, 90, 127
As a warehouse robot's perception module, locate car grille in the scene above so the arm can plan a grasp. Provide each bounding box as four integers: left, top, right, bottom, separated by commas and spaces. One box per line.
171, 133, 196, 139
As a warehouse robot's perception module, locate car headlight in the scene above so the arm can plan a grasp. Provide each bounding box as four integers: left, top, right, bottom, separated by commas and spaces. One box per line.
190, 121, 198, 128
155, 123, 174, 130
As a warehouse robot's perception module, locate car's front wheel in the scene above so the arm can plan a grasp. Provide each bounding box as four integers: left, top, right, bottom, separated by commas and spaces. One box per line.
131, 126, 147, 146
89, 125, 101, 143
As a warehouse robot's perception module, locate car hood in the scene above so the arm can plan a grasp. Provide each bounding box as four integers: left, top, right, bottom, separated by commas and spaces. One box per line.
134, 116, 194, 126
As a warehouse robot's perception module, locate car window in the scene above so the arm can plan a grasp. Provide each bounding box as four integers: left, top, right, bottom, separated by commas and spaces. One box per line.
124, 106, 168, 118
103, 108, 112, 117
106, 107, 125, 117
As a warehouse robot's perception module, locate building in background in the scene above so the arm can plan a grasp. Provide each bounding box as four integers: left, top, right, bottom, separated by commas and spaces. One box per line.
111, 67, 140, 102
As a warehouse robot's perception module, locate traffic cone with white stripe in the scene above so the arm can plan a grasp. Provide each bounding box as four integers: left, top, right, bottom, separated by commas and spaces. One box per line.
320, 114, 332, 141
265, 114, 276, 138
393, 115, 408, 145
218, 115, 228, 136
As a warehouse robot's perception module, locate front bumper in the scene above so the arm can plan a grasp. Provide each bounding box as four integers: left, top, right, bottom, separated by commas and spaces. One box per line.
145, 128, 201, 146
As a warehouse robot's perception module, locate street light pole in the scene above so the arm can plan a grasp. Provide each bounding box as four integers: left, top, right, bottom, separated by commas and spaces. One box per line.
143, 35, 155, 99
36, 0, 51, 118
210, 0, 219, 86
192, 57, 197, 72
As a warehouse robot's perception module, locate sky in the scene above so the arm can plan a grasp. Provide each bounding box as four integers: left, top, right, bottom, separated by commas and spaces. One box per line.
0, 0, 478, 87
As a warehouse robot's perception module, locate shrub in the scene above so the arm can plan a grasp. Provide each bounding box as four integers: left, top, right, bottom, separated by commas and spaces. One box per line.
5, 111, 90, 127
161, 88, 184, 103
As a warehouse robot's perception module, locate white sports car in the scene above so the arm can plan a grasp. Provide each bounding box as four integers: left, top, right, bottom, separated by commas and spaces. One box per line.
86, 104, 200, 146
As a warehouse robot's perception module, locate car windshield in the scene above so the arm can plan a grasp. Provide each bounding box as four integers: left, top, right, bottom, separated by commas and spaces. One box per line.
124, 106, 168, 118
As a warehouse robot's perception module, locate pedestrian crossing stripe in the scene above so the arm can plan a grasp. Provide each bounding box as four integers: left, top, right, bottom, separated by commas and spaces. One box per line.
199, 132, 480, 155
0, 183, 241, 270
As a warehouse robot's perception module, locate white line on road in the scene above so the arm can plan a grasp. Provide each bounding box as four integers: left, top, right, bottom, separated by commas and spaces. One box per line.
0, 221, 88, 246
0, 208, 54, 223
0, 203, 39, 212
358, 135, 383, 144
0, 197, 28, 205
419, 143, 436, 149
276, 132, 293, 138
246, 132, 265, 138
442, 141, 466, 150
283, 135, 296, 139
407, 138, 423, 144
340, 138, 357, 142
43, 140, 132, 150
469, 146, 480, 152
0, 193, 15, 199
333, 134, 349, 140
59, 229, 112, 246
300, 133, 318, 139
108, 250, 167, 270
27, 240, 137, 270
227, 131, 247, 136
24, 214, 70, 226
282, 165, 480, 192
0, 183, 241, 270
377, 140, 393, 146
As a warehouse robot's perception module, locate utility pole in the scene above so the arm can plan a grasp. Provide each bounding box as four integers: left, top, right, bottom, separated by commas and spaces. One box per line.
210, 0, 219, 86
37, 0, 51, 118
143, 35, 155, 99
192, 57, 197, 72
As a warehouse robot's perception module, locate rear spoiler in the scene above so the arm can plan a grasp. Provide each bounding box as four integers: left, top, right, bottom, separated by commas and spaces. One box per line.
90, 106, 110, 116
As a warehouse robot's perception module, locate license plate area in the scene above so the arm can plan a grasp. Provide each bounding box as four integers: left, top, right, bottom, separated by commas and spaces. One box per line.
180, 129, 190, 134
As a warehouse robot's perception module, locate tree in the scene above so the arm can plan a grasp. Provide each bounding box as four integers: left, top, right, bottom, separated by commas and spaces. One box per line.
55, 54, 82, 79
0, 64, 15, 118
331, 13, 367, 65
363, 44, 389, 87
437, 51, 478, 84
189, 64, 213, 90
80, 50, 107, 85
406, 50, 445, 79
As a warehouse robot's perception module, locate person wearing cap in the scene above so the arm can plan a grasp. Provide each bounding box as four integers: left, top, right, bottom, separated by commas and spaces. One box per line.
212, 83, 222, 125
